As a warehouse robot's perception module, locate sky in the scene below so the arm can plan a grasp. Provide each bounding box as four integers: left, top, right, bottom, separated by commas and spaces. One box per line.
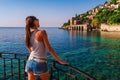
0, 0, 108, 27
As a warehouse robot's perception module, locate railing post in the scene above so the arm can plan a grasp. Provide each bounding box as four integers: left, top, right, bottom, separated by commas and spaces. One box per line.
0, 53, 1, 57
87, 78, 90, 80
18, 59, 20, 80
57, 70, 60, 80
70, 68, 72, 74
74, 76, 77, 80
15, 54, 16, 59
49, 66, 53, 80
11, 58, 13, 80
65, 74, 68, 80
3, 58, 6, 80
24, 60, 27, 80
53, 61, 56, 67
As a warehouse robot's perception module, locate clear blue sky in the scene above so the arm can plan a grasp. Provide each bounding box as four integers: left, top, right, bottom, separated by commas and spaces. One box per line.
0, 0, 107, 27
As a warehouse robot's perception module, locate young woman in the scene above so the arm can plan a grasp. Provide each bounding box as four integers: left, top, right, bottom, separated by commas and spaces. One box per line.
25, 16, 68, 80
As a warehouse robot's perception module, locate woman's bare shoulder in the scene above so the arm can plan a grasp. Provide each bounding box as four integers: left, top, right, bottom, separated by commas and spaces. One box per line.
36, 30, 47, 37
38, 29, 46, 32
38, 30, 47, 34
35, 30, 46, 41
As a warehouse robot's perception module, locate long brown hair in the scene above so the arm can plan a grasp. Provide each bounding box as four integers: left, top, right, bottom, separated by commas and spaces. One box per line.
25, 16, 37, 48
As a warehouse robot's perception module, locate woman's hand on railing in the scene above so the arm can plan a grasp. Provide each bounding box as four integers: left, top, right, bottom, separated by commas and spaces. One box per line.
58, 60, 68, 65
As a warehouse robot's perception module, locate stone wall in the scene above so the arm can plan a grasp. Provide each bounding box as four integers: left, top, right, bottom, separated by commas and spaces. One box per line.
100, 24, 120, 32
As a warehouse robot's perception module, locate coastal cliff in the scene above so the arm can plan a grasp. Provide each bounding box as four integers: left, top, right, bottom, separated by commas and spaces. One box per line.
61, 0, 120, 32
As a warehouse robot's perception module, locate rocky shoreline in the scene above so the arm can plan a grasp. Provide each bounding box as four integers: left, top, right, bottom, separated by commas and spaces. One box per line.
60, 24, 120, 32
100, 24, 120, 32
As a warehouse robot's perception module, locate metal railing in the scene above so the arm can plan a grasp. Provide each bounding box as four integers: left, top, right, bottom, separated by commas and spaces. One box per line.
49, 60, 96, 80
0, 52, 97, 80
0, 52, 28, 80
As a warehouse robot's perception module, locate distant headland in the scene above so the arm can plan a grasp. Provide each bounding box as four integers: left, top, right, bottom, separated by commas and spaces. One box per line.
61, 0, 120, 32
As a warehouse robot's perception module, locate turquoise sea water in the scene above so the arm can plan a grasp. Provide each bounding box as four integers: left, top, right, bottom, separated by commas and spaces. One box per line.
0, 27, 120, 80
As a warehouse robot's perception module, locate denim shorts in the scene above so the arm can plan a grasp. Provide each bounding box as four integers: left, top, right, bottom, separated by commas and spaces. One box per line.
25, 60, 48, 75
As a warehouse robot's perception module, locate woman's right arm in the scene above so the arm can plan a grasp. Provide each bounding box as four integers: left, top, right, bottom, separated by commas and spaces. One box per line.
41, 30, 68, 65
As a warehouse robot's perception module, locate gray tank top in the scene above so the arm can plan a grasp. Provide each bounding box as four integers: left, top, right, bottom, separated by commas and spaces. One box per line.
29, 29, 47, 59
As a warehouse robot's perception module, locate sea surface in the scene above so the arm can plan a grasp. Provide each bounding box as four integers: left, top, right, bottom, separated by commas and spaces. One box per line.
0, 27, 120, 80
